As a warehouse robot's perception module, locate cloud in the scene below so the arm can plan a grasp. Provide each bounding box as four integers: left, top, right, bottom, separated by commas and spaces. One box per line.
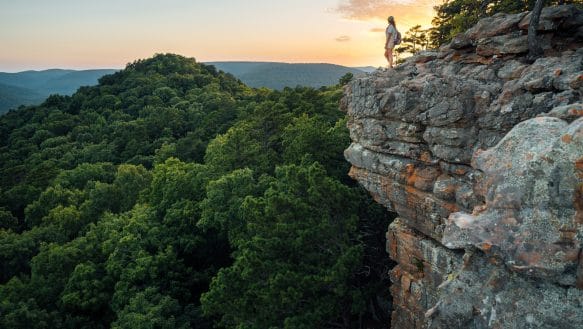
335, 0, 412, 20
334, 0, 439, 30
335, 35, 351, 42
369, 27, 385, 33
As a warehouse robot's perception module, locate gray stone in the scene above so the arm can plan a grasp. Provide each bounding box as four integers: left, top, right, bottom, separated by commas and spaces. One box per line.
442, 117, 583, 282
519, 5, 582, 31
427, 255, 583, 329
466, 12, 527, 40
415, 51, 438, 63
449, 34, 473, 49
433, 174, 458, 202
429, 144, 474, 164
497, 60, 528, 80
423, 127, 476, 148
542, 103, 583, 122
476, 33, 529, 57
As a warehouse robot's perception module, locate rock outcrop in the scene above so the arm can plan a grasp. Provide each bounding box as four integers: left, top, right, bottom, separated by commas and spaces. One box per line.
343, 5, 583, 328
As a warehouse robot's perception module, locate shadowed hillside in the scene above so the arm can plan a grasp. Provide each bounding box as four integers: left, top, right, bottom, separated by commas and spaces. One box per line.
0, 69, 118, 114
0, 82, 46, 113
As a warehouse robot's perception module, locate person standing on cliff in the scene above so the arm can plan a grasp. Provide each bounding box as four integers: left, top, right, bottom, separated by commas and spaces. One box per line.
384, 16, 397, 68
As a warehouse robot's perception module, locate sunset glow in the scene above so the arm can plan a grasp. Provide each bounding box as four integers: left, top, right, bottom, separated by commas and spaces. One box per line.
0, 0, 442, 71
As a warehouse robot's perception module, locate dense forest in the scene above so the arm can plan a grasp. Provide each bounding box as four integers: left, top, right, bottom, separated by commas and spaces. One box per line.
0, 54, 392, 328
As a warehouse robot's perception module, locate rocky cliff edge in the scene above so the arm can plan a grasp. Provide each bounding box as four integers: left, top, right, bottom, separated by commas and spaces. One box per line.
342, 5, 583, 328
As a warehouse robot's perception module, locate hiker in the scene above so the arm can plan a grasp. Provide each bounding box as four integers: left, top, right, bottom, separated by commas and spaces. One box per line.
384, 16, 397, 68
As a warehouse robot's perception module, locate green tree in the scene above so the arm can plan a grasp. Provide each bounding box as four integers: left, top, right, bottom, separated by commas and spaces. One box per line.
201, 163, 366, 329
112, 164, 151, 212
111, 288, 188, 329
60, 262, 113, 315
0, 207, 18, 231
198, 168, 264, 242
396, 25, 431, 56
204, 123, 275, 176
339, 73, 353, 86
282, 115, 350, 181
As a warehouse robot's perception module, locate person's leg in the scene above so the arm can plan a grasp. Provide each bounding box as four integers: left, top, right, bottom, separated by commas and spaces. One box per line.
387, 49, 393, 68
384, 49, 390, 65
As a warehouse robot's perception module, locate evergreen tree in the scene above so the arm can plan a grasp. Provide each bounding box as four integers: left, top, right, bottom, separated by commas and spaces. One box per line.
395, 25, 431, 58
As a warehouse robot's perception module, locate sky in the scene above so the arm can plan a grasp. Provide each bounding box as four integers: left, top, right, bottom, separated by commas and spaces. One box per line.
0, 0, 441, 72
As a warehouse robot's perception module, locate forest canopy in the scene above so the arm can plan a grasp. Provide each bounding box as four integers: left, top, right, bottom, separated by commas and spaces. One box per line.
0, 54, 393, 329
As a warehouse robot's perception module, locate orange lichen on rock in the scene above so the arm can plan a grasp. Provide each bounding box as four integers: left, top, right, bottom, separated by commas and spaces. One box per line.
570, 108, 583, 117
480, 242, 493, 252
562, 134, 573, 144
576, 158, 583, 178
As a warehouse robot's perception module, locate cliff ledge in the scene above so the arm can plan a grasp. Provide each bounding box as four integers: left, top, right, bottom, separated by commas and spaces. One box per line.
343, 5, 583, 328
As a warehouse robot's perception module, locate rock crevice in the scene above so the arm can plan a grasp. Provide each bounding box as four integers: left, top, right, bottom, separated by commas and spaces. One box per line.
343, 5, 583, 328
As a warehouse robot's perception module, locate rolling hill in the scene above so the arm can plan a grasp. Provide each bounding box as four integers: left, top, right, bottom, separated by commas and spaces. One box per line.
0, 69, 118, 114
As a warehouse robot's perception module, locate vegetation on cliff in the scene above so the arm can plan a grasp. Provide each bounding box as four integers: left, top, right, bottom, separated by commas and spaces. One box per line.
0, 54, 392, 328
430, 0, 581, 45
394, 0, 583, 58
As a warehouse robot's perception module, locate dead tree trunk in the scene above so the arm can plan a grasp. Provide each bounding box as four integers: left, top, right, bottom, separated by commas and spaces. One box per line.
527, 0, 545, 62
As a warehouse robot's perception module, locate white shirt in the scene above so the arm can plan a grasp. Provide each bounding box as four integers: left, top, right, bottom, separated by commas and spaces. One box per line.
386, 24, 396, 44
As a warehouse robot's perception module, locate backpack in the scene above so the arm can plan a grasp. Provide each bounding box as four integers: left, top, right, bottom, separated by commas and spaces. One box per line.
394, 31, 402, 45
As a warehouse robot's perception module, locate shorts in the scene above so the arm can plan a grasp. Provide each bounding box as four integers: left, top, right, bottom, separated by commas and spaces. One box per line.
386, 38, 395, 50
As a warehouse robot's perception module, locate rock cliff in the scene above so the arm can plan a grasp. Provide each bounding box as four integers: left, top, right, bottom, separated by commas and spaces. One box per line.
342, 5, 583, 328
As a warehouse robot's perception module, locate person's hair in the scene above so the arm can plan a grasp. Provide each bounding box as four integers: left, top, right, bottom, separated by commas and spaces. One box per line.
388, 16, 396, 27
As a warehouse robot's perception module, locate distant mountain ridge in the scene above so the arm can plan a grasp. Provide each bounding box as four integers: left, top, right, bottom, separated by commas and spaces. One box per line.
0, 82, 46, 114
207, 62, 368, 90
0, 62, 373, 114
0, 69, 118, 114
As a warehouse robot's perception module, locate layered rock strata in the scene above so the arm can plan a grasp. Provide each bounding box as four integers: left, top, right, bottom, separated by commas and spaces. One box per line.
343, 5, 583, 328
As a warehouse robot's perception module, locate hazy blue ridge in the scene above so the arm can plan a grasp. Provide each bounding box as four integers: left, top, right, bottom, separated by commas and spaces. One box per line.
0, 69, 76, 90
353, 66, 377, 73
0, 69, 118, 113
0, 82, 46, 115
206, 62, 368, 90
41, 69, 119, 95
205, 61, 276, 76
